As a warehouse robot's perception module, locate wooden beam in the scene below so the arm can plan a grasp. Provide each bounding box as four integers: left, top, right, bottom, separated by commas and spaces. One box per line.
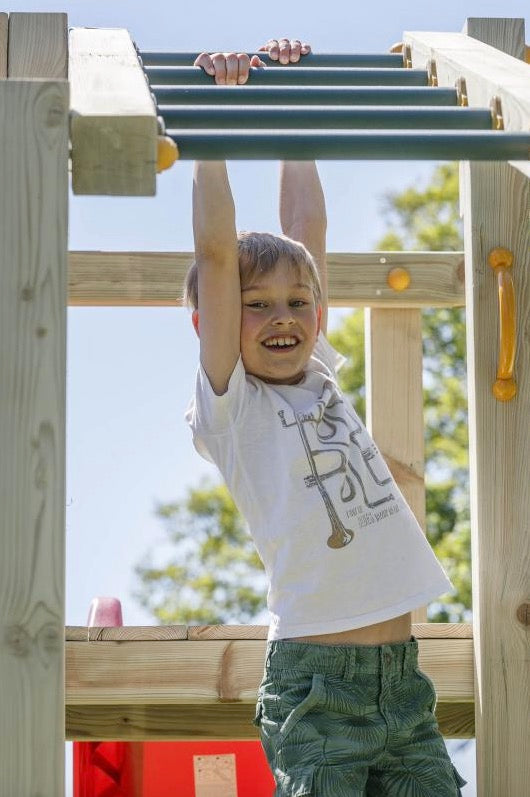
365, 308, 427, 624
65, 625, 474, 741
64, 621, 473, 641
0, 13, 7, 77
7, 12, 68, 78
462, 160, 529, 796
459, 20, 529, 795
69, 28, 158, 196
403, 27, 530, 178
0, 78, 68, 797
67, 250, 465, 308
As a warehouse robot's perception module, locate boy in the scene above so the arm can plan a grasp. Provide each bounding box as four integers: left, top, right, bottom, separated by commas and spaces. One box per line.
185, 39, 467, 796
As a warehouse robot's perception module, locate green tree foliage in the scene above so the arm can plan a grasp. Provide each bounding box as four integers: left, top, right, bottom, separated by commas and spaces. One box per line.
134, 481, 266, 624
328, 163, 470, 622
134, 163, 471, 625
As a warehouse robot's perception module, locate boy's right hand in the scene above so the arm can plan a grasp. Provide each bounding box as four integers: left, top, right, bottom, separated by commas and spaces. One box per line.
194, 52, 266, 85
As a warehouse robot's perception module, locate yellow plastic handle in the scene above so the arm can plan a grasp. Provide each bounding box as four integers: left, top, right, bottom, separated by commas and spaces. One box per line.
488, 247, 516, 401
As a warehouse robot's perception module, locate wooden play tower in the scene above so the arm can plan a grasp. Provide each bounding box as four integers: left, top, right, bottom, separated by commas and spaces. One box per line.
0, 12, 528, 795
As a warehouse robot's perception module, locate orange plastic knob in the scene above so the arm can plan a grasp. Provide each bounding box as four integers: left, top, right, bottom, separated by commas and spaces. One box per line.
387, 267, 411, 292
492, 378, 516, 402
157, 136, 179, 173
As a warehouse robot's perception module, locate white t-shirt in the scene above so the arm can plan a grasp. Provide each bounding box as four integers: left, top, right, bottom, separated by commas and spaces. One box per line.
186, 333, 454, 641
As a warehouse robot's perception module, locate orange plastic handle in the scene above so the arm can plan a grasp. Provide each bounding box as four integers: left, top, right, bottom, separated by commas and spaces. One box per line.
488, 247, 516, 401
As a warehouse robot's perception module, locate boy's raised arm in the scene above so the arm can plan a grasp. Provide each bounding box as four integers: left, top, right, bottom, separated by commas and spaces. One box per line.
279, 161, 328, 334
193, 161, 241, 395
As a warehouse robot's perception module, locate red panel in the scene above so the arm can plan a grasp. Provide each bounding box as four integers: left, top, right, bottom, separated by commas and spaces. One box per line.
74, 740, 274, 796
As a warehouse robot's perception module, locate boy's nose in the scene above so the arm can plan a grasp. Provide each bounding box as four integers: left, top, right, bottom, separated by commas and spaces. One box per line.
272, 306, 295, 324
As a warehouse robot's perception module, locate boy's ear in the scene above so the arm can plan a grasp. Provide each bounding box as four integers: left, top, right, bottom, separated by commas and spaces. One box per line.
316, 303, 322, 335
192, 309, 200, 337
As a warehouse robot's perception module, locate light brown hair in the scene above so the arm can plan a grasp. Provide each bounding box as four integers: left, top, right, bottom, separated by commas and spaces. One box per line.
183, 231, 322, 310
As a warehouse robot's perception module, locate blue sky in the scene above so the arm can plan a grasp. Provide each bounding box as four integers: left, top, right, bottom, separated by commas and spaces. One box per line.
9, 2, 528, 790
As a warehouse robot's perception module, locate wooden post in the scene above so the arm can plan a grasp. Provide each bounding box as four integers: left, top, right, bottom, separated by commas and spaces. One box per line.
459, 17, 529, 797
0, 13, 7, 76
0, 12, 69, 797
365, 307, 427, 623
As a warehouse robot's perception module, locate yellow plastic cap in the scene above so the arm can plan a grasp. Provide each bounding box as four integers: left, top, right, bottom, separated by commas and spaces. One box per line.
387, 267, 411, 292
157, 136, 179, 173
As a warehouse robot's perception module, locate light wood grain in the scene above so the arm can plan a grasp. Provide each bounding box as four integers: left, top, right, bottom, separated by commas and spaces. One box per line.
67, 250, 465, 308
66, 700, 475, 741
69, 28, 157, 196
66, 624, 189, 641
462, 159, 529, 796
0, 13, 7, 77
67, 636, 472, 699
66, 638, 473, 705
403, 28, 530, 179
65, 637, 474, 740
66, 622, 472, 641
7, 12, 68, 78
463, 17, 525, 60
0, 78, 68, 797
365, 309, 427, 624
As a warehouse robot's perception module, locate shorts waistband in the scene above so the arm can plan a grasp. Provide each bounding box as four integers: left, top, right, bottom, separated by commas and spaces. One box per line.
265, 635, 419, 680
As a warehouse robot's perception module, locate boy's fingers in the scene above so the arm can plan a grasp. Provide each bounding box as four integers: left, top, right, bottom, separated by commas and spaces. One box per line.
211, 52, 227, 84
265, 39, 280, 60
250, 54, 266, 68
224, 52, 239, 85
237, 53, 251, 83
258, 39, 312, 63
278, 37, 291, 64
194, 52, 215, 75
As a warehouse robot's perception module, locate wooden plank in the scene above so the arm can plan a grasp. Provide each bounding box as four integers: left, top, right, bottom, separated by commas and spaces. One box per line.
69, 28, 157, 196
8, 12, 68, 77
462, 159, 529, 796
364, 308, 427, 624
65, 637, 474, 740
463, 17, 525, 60
67, 250, 465, 308
65, 621, 472, 641
0, 13, 7, 77
403, 28, 530, 178
0, 79, 68, 797
66, 624, 189, 641
66, 700, 475, 741
66, 638, 473, 705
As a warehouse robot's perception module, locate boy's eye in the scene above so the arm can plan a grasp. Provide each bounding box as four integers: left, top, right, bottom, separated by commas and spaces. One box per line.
290, 299, 308, 307
246, 301, 267, 308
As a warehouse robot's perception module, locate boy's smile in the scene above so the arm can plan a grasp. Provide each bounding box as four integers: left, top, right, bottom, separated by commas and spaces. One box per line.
240, 260, 321, 385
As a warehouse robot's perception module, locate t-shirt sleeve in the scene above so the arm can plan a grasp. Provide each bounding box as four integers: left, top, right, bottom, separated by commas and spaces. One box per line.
311, 331, 347, 376
184, 356, 249, 462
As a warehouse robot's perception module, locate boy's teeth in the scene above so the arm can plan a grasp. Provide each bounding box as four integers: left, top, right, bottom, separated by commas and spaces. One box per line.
264, 336, 297, 347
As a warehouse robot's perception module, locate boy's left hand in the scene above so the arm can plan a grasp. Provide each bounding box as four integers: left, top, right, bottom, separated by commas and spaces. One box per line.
194, 52, 265, 85
258, 38, 312, 64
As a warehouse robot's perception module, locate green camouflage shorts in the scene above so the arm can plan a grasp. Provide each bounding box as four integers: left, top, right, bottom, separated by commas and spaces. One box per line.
253, 635, 467, 796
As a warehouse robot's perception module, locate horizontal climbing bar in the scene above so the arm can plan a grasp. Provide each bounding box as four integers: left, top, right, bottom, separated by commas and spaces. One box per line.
158, 105, 493, 130
152, 85, 457, 107
145, 66, 428, 87
166, 130, 530, 160
139, 51, 405, 68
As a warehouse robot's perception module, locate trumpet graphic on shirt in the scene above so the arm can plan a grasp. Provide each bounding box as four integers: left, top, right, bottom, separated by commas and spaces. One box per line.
278, 380, 395, 549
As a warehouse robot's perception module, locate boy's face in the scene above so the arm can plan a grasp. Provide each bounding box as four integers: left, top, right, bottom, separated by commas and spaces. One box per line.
240, 259, 321, 384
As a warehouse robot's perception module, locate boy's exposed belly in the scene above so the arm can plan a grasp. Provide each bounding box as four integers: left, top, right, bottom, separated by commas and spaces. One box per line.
286, 611, 412, 646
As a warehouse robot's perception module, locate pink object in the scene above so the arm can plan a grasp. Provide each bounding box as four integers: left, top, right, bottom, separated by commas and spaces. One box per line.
87, 596, 123, 627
